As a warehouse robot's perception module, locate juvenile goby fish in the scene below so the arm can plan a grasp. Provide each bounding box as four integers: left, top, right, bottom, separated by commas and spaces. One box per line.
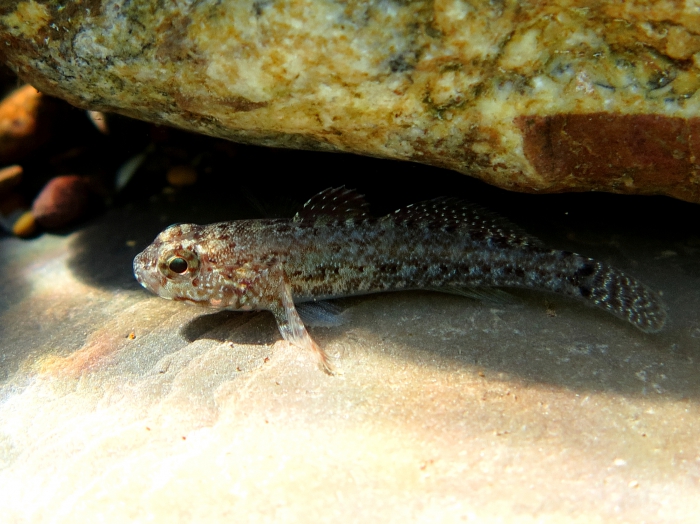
133, 187, 667, 374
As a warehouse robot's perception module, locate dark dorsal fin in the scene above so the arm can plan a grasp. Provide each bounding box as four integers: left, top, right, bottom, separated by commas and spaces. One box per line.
293, 187, 370, 223
384, 198, 544, 248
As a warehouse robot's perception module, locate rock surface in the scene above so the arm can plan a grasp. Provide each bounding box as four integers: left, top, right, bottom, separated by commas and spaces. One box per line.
1, 181, 699, 523
1, 1, 700, 203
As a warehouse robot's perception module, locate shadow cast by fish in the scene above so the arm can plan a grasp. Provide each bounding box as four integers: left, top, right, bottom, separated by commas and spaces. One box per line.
180, 301, 350, 347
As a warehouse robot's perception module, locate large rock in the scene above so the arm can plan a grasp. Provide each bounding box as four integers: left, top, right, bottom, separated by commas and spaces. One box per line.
1, 0, 700, 203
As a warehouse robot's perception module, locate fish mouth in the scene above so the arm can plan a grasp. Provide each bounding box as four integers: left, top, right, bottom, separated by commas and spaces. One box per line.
133, 246, 161, 295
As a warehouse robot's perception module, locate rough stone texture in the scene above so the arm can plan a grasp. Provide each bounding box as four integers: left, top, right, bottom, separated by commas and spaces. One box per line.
2, 1, 700, 202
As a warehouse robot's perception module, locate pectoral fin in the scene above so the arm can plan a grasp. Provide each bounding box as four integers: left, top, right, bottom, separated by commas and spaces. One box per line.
269, 278, 337, 375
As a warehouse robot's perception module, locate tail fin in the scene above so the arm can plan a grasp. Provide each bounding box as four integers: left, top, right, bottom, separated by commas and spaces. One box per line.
449, 249, 668, 333
569, 259, 667, 333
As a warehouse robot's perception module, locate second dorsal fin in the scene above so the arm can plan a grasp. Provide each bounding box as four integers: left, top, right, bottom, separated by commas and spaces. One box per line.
293, 187, 370, 223
385, 198, 544, 248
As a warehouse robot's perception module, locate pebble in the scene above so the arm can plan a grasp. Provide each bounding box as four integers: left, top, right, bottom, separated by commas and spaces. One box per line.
0, 85, 52, 164
0, 164, 22, 196
87, 110, 109, 134
115, 150, 148, 191
32, 175, 92, 229
0, 166, 23, 195
12, 210, 37, 237
166, 165, 198, 187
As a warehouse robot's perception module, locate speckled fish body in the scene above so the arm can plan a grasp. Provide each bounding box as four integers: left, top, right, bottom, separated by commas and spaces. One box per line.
134, 188, 667, 374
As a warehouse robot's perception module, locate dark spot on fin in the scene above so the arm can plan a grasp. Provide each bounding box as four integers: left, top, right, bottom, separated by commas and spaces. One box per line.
386, 198, 543, 247
426, 285, 514, 305
575, 263, 596, 278
293, 187, 370, 223
296, 300, 346, 327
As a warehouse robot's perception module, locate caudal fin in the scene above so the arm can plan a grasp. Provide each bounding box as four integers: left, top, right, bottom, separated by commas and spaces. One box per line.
572, 259, 667, 333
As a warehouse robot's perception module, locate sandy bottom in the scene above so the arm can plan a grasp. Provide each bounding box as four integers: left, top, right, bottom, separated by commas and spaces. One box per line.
1, 178, 698, 524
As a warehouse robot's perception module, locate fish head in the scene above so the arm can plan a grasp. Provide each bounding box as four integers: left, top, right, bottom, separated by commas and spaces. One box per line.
133, 223, 211, 305
133, 222, 266, 310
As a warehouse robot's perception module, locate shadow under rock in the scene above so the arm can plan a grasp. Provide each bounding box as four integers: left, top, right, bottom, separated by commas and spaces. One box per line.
67, 205, 162, 290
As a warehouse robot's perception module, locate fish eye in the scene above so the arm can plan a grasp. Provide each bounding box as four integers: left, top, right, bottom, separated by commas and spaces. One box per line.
168, 257, 188, 274
159, 248, 199, 278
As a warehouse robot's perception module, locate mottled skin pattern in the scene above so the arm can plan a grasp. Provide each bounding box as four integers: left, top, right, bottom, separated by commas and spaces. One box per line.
134, 188, 667, 374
